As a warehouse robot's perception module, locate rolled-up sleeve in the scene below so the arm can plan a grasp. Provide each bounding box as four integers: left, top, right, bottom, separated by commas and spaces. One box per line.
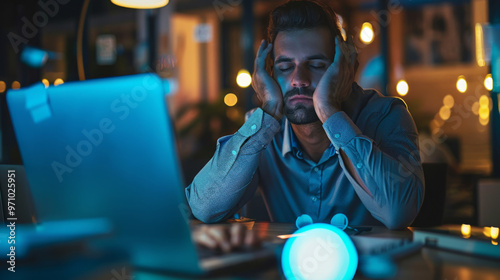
185, 108, 281, 223
323, 101, 424, 229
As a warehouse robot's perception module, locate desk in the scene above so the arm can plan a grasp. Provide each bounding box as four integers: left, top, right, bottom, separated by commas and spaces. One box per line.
135, 223, 500, 280
3, 223, 500, 280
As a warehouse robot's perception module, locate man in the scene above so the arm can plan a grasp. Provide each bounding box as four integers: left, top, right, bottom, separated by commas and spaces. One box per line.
187, 0, 424, 244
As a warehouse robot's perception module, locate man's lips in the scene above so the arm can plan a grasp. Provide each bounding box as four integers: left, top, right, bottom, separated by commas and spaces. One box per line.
289, 95, 312, 101
288, 95, 313, 104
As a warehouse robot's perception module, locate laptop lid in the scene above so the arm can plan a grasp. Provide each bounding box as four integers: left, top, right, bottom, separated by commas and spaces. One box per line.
6, 73, 204, 274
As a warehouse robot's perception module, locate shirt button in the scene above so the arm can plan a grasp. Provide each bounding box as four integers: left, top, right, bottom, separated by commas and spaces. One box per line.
232, 150, 237, 155
356, 162, 363, 168
314, 167, 319, 172
334, 133, 341, 139
251, 124, 257, 130
311, 196, 317, 202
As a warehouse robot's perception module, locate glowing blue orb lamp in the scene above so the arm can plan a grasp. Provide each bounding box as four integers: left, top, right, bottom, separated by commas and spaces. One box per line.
281, 223, 358, 280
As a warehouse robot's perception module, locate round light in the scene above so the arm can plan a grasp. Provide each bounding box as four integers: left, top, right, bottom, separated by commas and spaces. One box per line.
111, 0, 168, 9
281, 223, 358, 280
479, 95, 489, 108
12, 81, 21, 90
236, 69, 252, 88
224, 93, 238, 107
456, 76, 467, 93
439, 106, 451, 121
484, 74, 493, 91
360, 22, 374, 44
41, 79, 50, 87
472, 102, 480, 115
479, 117, 489, 126
54, 78, 64, 86
443, 95, 454, 108
396, 80, 409, 96
479, 107, 489, 119
0, 81, 5, 93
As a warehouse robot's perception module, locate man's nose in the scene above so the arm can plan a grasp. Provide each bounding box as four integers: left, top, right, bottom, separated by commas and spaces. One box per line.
291, 66, 311, 88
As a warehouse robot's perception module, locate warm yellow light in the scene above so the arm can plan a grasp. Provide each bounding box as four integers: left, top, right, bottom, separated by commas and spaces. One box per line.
491, 227, 499, 239
480, 117, 489, 126
111, 0, 168, 9
479, 107, 490, 119
11, 81, 21, 89
484, 74, 493, 91
456, 76, 467, 93
360, 22, 374, 44
396, 80, 409, 96
472, 102, 480, 115
493, 240, 499, 246
461, 224, 471, 237
236, 69, 252, 88
439, 106, 451, 120
475, 23, 486, 67
224, 93, 238, 107
0, 81, 5, 93
443, 95, 454, 108
54, 78, 64, 86
479, 95, 489, 108
41, 79, 50, 87
484, 227, 492, 238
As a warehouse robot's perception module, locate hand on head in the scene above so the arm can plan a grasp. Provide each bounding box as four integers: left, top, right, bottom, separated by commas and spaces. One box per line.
251, 40, 284, 121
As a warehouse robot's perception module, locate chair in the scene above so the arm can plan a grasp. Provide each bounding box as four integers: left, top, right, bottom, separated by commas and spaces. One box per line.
411, 163, 448, 227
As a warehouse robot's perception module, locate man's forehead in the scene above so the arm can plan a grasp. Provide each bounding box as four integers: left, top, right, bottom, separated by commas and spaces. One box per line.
273, 27, 335, 60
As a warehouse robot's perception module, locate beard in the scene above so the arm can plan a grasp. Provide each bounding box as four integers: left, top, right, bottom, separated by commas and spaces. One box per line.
283, 87, 319, 124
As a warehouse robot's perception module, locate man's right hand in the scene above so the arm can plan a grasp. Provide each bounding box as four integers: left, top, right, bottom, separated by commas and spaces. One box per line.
251, 40, 283, 121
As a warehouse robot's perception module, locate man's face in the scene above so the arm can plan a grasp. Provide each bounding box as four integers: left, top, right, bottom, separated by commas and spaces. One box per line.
273, 27, 335, 124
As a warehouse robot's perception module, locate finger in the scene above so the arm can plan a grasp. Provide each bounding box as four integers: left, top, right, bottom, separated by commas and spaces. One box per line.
230, 224, 245, 248
244, 229, 262, 249
255, 40, 271, 69
193, 226, 218, 249
206, 226, 232, 253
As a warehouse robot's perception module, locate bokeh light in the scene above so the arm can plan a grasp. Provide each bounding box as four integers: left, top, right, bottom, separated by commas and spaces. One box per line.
443, 95, 454, 108
224, 93, 238, 107
0, 81, 5, 93
396, 80, 409, 96
12, 81, 21, 89
479, 95, 489, 108
236, 69, 252, 88
484, 74, 493, 91
456, 76, 467, 93
472, 102, 480, 115
360, 22, 374, 44
479, 107, 489, 120
42, 79, 50, 87
54, 78, 64, 86
461, 224, 471, 238
439, 106, 451, 121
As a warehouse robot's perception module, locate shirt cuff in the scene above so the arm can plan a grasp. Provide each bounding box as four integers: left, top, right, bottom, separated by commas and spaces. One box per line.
238, 107, 281, 139
323, 111, 362, 150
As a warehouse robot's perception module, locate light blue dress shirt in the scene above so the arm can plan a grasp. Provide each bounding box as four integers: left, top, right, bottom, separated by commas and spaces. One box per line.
185, 83, 424, 229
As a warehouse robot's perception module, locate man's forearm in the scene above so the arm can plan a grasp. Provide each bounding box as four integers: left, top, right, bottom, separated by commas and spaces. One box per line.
185, 108, 281, 223
324, 106, 424, 229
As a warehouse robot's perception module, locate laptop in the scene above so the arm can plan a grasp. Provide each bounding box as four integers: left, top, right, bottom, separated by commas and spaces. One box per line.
3, 73, 277, 275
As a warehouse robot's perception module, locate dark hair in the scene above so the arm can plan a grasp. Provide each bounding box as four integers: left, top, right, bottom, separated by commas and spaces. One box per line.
266, 0, 342, 73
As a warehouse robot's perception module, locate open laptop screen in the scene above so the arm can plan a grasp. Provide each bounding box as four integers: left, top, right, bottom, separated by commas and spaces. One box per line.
6, 73, 201, 272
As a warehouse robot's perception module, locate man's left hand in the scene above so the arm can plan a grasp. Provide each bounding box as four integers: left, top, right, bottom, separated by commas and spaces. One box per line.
313, 35, 358, 123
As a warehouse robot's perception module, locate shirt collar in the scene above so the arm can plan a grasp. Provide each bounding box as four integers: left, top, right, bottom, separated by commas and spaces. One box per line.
282, 118, 335, 159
